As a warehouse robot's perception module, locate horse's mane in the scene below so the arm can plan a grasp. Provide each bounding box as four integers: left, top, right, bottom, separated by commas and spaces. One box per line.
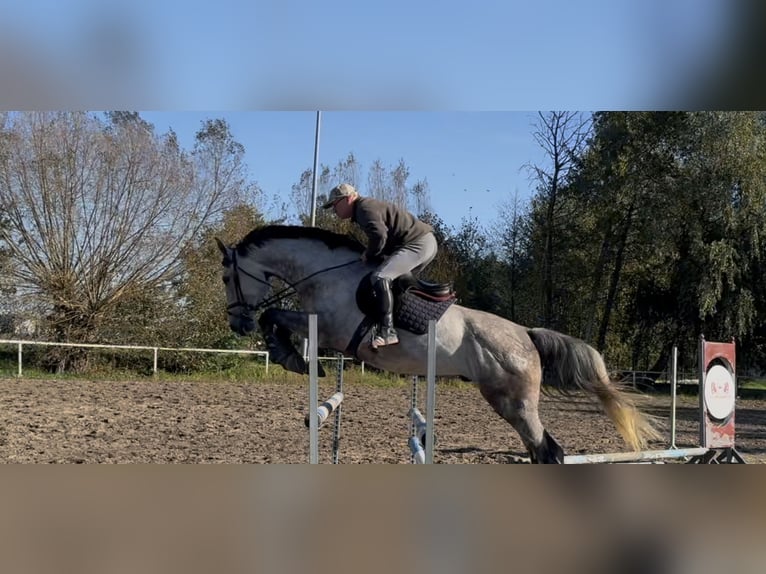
237, 225, 364, 254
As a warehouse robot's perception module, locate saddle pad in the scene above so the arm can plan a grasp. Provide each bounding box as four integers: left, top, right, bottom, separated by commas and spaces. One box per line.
395, 290, 456, 335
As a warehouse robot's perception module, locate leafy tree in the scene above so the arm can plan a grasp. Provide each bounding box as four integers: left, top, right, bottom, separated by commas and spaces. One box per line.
559, 111, 766, 372
0, 112, 246, 369
525, 111, 591, 328
413, 211, 454, 285
573, 113, 686, 354
443, 214, 492, 310
172, 204, 267, 350
667, 112, 766, 368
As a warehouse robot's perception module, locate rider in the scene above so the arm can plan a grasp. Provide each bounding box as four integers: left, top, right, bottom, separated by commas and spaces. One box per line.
322, 183, 437, 349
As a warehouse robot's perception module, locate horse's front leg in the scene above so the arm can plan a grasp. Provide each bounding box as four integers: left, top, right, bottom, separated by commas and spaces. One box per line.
258, 308, 325, 377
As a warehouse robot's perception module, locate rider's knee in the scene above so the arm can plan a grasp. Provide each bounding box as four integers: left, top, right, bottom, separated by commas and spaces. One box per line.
371, 270, 394, 285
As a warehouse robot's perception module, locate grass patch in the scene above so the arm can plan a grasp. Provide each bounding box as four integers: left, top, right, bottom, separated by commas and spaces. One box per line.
738, 378, 766, 390
0, 353, 471, 390
0, 344, 472, 388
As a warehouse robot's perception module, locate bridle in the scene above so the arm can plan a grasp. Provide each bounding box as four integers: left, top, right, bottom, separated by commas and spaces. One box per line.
225, 249, 271, 316
224, 247, 361, 317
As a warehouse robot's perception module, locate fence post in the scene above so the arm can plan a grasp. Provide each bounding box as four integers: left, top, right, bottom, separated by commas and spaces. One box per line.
671, 345, 678, 449
17, 342, 22, 378
153, 347, 158, 377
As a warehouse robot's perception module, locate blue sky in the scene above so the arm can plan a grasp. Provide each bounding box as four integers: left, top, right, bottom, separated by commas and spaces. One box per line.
1, 0, 742, 227
2, 2, 736, 109
140, 111, 550, 230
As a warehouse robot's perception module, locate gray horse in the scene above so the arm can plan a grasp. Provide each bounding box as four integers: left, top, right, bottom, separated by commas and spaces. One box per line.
217, 225, 660, 463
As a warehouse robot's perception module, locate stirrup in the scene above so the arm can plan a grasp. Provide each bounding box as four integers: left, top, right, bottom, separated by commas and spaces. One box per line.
372, 327, 399, 349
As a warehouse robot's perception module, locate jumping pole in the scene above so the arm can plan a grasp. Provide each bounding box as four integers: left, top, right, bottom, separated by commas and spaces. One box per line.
409, 379, 426, 464
425, 319, 436, 463
308, 314, 319, 464
408, 320, 437, 464
305, 354, 345, 464
306, 314, 346, 464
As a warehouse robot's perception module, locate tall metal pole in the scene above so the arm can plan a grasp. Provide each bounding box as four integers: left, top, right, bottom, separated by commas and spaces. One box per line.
304, 111, 322, 360
309, 111, 321, 227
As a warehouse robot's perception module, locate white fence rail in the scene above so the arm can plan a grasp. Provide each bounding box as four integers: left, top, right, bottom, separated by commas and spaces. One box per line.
0, 339, 270, 377
0, 338, 363, 378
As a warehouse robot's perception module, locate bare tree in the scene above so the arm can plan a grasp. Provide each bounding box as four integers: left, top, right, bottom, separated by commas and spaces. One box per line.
410, 178, 431, 217
331, 152, 361, 189
0, 112, 244, 348
293, 153, 359, 225
526, 111, 590, 327
367, 159, 388, 201
390, 158, 409, 209
290, 168, 314, 223
365, 157, 416, 210
495, 188, 527, 322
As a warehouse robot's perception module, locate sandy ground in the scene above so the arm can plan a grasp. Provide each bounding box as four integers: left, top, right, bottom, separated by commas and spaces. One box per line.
0, 377, 763, 463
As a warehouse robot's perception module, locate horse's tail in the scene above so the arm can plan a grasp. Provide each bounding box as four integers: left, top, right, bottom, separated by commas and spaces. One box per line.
527, 327, 662, 451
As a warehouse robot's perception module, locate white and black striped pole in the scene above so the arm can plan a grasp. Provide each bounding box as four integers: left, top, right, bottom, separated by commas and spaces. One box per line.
409, 376, 426, 464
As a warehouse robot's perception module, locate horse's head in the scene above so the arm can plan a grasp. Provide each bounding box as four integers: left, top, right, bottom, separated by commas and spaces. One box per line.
216, 237, 271, 336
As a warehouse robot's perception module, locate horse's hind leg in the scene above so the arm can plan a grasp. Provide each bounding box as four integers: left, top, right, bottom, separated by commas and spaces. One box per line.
478, 379, 565, 464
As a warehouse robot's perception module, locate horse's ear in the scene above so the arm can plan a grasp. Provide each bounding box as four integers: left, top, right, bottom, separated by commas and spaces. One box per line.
215, 237, 228, 257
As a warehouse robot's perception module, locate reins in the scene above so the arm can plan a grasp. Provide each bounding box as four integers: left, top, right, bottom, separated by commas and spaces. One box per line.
226, 248, 360, 315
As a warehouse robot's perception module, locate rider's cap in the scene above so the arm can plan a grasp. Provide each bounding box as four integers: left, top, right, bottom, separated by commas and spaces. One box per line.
322, 183, 357, 208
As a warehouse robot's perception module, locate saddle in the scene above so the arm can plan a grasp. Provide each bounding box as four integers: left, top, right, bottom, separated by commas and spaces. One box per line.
355, 273, 457, 336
